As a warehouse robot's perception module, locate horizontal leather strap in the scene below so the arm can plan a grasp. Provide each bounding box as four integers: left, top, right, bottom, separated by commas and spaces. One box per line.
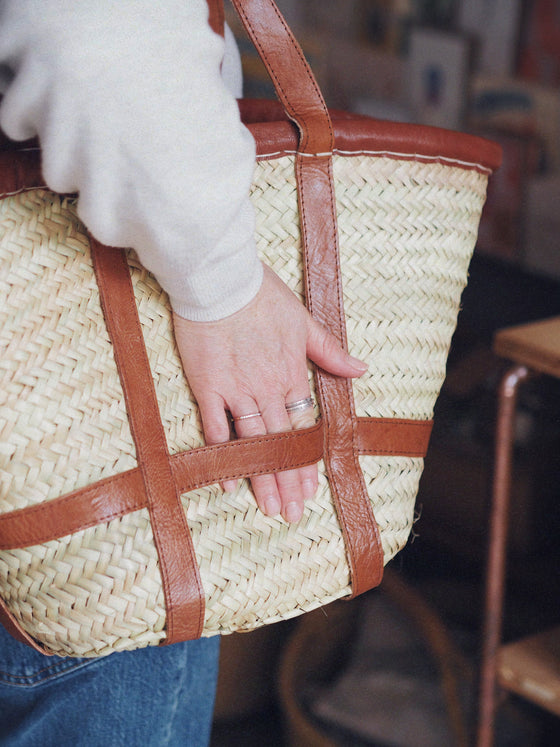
0, 423, 323, 550
0, 416, 431, 552
0, 115, 501, 203
0, 470, 146, 553
356, 417, 433, 457
238, 99, 501, 172
170, 420, 324, 492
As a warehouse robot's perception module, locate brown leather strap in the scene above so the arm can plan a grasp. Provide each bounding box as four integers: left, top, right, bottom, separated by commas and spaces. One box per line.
206, 0, 225, 37
356, 418, 433, 457
211, 0, 386, 596
170, 420, 324, 493
91, 240, 204, 644
230, 0, 333, 156
297, 156, 384, 597
0, 418, 432, 551
0, 470, 145, 552
0, 423, 323, 550
225, 0, 384, 595
0, 147, 44, 195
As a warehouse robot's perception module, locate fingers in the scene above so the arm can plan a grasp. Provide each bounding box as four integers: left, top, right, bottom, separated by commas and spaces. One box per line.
171, 270, 354, 527
233, 399, 308, 524
266, 399, 311, 523
231, 405, 282, 518
196, 394, 238, 493
286, 394, 319, 502
306, 317, 368, 378
195, 389, 317, 525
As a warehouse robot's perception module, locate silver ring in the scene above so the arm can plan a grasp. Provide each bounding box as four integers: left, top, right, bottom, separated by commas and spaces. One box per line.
285, 396, 314, 414
232, 411, 262, 422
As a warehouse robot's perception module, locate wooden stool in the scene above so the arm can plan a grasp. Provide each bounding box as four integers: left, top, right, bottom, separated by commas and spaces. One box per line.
477, 316, 560, 746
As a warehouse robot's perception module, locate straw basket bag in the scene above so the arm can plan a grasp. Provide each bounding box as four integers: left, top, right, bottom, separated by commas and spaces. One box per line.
0, 0, 501, 658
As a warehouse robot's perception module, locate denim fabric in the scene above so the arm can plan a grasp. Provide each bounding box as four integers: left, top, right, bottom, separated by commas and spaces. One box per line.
0, 624, 220, 746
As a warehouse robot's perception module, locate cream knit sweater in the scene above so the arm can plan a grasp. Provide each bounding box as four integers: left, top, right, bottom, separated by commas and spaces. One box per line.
0, 0, 263, 321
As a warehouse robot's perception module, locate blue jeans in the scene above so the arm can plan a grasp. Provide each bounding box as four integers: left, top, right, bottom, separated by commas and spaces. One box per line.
0, 624, 220, 746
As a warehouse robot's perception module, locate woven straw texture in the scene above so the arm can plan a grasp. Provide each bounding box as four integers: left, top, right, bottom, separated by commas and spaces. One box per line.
0, 153, 489, 656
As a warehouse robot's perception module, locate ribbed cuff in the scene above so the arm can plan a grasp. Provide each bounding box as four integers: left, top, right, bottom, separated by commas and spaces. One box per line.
168, 255, 264, 322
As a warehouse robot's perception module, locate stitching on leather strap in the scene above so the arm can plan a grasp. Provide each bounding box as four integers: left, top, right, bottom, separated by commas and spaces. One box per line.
91, 240, 205, 644
232, 1, 309, 148
230, 0, 333, 155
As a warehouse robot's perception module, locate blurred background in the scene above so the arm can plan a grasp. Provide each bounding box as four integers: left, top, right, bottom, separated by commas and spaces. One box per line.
211, 2, 560, 745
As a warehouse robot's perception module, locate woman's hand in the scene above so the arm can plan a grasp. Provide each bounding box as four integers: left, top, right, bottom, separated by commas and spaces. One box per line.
172, 263, 367, 523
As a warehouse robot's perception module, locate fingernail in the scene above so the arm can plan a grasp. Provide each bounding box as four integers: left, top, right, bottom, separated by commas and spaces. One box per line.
284, 501, 303, 523
264, 496, 281, 516
303, 479, 316, 499
349, 356, 368, 373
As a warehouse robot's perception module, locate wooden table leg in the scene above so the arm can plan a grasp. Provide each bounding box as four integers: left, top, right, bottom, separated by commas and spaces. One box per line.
476, 364, 531, 747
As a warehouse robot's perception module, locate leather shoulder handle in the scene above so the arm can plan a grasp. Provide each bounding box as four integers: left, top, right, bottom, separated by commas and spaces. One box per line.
208, 0, 333, 155
207, 0, 225, 36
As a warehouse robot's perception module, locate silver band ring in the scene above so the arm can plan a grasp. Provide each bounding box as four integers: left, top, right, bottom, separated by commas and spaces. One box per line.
232, 411, 262, 423
285, 396, 314, 414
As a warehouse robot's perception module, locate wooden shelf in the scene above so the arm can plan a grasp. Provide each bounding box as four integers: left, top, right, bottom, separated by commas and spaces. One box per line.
494, 316, 560, 379
498, 627, 560, 717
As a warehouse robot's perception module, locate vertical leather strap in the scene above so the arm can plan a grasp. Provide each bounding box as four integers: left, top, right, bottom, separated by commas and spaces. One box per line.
206, 0, 225, 37
297, 156, 384, 596
91, 240, 204, 644
229, 0, 384, 594
230, 0, 333, 156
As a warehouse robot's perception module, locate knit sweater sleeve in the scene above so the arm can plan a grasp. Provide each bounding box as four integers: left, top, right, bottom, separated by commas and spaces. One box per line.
0, 0, 263, 321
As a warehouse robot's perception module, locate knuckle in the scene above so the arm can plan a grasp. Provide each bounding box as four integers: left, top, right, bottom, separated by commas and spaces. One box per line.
203, 417, 230, 445
235, 420, 264, 437
320, 332, 341, 361
288, 410, 316, 429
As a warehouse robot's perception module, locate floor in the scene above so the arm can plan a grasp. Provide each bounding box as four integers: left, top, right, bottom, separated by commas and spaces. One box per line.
209, 546, 560, 746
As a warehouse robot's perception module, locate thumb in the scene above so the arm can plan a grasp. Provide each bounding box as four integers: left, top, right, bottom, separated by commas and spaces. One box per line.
306, 317, 368, 378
